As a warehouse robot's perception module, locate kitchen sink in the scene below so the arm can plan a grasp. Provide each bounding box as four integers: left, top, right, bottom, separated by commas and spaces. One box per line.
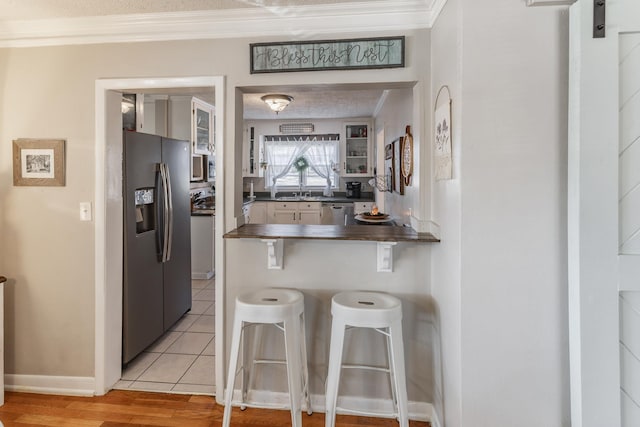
276, 196, 325, 201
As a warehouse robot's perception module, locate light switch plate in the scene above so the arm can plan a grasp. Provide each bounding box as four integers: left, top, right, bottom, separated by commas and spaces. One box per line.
80, 202, 92, 221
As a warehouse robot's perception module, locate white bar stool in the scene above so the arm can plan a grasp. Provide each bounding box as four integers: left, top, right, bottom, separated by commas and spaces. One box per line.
222, 288, 311, 427
324, 291, 408, 427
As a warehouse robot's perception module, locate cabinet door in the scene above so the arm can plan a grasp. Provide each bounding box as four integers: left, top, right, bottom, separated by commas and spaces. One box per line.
192, 98, 214, 155
246, 202, 267, 224
190, 215, 214, 279
342, 122, 373, 177
298, 202, 321, 225
299, 210, 321, 224
243, 126, 260, 177
268, 202, 297, 224
273, 210, 297, 224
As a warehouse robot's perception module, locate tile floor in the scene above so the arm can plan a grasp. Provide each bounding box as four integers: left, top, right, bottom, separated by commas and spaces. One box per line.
114, 278, 216, 395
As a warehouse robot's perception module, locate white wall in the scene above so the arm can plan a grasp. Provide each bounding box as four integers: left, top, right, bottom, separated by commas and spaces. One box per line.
430, 0, 463, 425
431, 1, 571, 426
375, 88, 417, 225
224, 238, 434, 411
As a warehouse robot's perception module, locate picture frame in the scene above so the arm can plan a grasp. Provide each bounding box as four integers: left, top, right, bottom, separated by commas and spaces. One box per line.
392, 137, 405, 195
13, 138, 66, 186
434, 85, 452, 181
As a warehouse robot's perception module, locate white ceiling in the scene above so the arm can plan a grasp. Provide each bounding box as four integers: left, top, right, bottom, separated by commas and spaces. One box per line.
243, 88, 382, 120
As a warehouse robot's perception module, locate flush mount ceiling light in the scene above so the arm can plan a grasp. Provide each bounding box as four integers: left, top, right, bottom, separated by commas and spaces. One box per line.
261, 94, 294, 114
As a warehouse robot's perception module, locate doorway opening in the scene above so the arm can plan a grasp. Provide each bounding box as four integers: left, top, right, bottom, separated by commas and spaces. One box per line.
94, 77, 225, 401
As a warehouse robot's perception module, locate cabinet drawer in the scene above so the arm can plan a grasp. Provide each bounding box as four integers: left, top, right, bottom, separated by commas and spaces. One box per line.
271, 202, 296, 210
298, 202, 321, 211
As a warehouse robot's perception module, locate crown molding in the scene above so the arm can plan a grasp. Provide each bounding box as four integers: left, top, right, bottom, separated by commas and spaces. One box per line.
0, 0, 443, 48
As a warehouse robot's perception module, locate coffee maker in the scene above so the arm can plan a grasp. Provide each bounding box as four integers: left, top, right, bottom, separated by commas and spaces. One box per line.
346, 181, 361, 198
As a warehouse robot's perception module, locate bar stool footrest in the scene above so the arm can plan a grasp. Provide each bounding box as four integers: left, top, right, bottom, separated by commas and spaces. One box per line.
341, 363, 391, 374
335, 406, 399, 419
230, 399, 313, 414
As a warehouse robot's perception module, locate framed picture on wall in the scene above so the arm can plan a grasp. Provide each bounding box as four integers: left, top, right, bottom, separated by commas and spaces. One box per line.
384, 143, 393, 193
12, 139, 66, 186
392, 137, 404, 195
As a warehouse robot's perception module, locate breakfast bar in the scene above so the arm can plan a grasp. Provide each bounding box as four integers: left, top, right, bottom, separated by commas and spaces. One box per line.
224, 224, 439, 272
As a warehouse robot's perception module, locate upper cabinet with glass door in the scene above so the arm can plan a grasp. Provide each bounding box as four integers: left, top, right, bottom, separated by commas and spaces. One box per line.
192, 98, 215, 155
341, 121, 373, 177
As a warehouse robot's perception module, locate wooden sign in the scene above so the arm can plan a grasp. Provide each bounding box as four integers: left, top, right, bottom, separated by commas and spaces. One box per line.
250, 36, 405, 74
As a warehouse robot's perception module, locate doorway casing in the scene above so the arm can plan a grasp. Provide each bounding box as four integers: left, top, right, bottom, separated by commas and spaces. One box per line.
94, 76, 225, 400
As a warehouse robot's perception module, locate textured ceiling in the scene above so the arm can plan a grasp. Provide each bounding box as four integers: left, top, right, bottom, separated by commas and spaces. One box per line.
243, 88, 386, 120
0, 0, 386, 20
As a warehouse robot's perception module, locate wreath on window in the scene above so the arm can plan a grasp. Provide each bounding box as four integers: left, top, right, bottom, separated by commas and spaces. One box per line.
293, 156, 309, 172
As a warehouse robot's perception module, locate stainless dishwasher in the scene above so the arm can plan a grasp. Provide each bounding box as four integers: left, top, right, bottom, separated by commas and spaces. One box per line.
321, 202, 354, 225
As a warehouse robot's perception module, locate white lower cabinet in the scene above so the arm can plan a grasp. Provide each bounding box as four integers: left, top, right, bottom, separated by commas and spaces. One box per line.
298, 202, 322, 224
243, 201, 267, 224
267, 201, 322, 224
190, 215, 214, 279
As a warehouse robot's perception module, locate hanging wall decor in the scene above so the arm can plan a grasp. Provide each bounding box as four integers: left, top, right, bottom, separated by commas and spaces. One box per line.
401, 125, 413, 186
13, 138, 66, 186
434, 86, 452, 181
250, 36, 405, 74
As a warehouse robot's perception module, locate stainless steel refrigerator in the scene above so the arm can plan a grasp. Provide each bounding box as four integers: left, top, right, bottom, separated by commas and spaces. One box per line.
122, 130, 192, 365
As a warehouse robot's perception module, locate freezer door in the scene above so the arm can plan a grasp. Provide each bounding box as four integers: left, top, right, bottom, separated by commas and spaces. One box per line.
122, 131, 164, 364
161, 137, 193, 330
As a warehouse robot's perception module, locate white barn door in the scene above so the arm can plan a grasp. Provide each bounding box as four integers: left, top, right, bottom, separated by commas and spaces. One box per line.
569, 1, 640, 426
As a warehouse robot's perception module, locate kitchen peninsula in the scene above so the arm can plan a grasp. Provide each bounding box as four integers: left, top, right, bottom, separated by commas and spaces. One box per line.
224, 217, 439, 272
224, 223, 439, 243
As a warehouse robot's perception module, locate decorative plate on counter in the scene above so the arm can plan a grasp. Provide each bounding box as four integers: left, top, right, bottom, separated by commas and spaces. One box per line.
361, 212, 389, 220
355, 214, 393, 223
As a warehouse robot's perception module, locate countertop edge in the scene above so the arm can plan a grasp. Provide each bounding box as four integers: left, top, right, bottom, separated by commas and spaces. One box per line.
223, 224, 440, 243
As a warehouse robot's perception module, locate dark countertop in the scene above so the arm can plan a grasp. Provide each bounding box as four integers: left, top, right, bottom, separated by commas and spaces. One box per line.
191, 209, 215, 216
243, 195, 375, 205
223, 223, 439, 243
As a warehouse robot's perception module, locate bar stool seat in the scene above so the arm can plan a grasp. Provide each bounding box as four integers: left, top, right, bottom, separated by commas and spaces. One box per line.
325, 291, 408, 427
222, 288, 311, 427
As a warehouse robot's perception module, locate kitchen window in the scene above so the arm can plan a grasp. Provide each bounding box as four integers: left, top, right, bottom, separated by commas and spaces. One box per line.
264, 134, 339, 196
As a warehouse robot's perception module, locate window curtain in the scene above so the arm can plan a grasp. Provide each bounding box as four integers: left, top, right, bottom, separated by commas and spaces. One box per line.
306, 139, 338, 197
264, 139, 306, 198
264, 134, 339, 197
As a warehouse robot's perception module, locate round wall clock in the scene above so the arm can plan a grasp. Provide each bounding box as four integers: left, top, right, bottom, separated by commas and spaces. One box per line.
401, 125, 413, 186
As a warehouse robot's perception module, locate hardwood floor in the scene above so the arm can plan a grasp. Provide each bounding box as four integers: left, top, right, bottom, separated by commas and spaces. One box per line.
0, 390, 431, 427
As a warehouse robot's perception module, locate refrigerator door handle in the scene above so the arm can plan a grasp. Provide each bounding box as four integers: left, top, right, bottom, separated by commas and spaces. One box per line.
159, 163, 171, 263
155, 164, 164, 261
164, 163, 174, 262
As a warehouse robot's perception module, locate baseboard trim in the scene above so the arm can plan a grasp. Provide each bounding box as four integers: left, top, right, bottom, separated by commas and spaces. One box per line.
5, 374, 95, 396
191, 270, 214, 280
